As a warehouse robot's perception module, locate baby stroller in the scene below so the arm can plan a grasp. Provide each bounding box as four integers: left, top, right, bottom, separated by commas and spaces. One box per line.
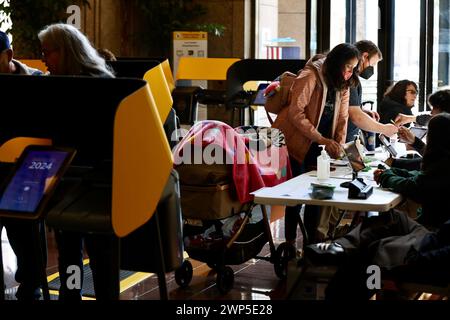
172, 120, 293, 293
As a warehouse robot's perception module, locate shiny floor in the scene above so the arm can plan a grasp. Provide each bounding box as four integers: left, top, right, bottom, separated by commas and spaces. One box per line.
2, 206, 296, 300
1, 107, 444, 301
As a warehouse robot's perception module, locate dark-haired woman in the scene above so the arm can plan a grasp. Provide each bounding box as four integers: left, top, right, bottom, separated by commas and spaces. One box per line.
378, 80, 418, 125
272, 43, 360, 245
385, 89, 450, 171
307, 113, 450, 300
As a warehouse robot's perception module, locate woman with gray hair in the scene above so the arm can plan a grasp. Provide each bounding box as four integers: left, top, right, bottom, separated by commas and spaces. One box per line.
38, 22, 114, 77
38, 23, 115, 301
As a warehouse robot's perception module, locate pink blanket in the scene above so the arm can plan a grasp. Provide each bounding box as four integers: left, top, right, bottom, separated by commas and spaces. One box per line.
173, 121, 291, 203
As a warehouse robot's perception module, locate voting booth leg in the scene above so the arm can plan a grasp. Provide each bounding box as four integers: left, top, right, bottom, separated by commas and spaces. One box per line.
152, 211, 168, 300
108, 237, 120, 300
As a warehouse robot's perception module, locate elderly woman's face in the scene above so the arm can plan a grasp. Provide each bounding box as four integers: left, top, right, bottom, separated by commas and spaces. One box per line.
41, 41, 61, 75
405, 84, 418, 107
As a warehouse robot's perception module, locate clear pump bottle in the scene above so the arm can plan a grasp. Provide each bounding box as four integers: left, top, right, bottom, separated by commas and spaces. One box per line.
317, 145, 330, 180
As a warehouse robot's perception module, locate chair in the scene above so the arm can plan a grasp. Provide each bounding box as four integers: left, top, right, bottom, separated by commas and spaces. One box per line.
175, 57, 240, 82
225, 59, 306, 127
173, 57, 240, 125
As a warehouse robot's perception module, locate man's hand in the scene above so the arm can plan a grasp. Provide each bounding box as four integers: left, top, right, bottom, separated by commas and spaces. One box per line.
381, 124, 398, 137
394, 113, 416, 126
373, 169, 384, 185
364, 110, 380, 121
398, 126, 415, 144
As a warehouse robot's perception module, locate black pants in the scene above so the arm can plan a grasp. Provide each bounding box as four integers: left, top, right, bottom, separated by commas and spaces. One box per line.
2, 218, 43, 300
326, 211, 430, 300
284, 146, 322, 243
55, 230, 119, 301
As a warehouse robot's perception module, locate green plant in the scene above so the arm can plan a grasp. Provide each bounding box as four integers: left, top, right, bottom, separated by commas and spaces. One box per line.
134, 0, 225, 57
5, 0, 89, 58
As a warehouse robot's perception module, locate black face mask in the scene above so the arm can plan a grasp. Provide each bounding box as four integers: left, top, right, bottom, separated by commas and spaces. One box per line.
360, 66, 374, 80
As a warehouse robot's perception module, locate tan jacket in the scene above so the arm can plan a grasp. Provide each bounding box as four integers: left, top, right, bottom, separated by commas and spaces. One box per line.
272, 57, 349, 164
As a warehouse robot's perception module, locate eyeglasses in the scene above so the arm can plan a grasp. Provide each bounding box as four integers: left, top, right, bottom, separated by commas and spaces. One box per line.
41, 48, 59, 57
406, 89, 418, 95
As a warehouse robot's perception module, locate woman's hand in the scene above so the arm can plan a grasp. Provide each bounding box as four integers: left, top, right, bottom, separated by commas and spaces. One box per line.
398, 126, 415, 145
373, 169, 384, 184
320, 138, 342, 159
394, 113, 416, 126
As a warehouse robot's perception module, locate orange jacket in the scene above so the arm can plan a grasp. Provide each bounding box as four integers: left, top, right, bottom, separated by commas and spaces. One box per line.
272, 57, 349, 164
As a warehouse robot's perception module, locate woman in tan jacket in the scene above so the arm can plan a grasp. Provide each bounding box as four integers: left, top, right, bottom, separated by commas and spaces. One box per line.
272, 43, 360, 246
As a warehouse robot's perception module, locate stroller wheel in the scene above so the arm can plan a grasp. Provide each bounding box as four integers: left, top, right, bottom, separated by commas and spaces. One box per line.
175, 260, 193, 288
216, 266, 234, 294
274, 242, 296, 279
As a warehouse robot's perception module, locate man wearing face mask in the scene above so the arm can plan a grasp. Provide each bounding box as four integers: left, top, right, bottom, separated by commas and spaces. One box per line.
346, 40, 398, 142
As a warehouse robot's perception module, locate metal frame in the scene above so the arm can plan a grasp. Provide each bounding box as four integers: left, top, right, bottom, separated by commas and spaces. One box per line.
346, 0, 357, 44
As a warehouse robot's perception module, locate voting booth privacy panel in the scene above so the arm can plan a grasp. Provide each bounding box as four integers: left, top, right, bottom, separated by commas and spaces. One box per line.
0, 74, 172, 238
107, 60, 161, 79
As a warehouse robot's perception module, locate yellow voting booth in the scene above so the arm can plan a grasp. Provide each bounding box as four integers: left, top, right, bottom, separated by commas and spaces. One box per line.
112, 83, 173, 236
0, 74, 181, 300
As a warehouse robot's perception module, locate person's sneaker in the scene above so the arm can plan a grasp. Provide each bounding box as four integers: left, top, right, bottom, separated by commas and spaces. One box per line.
304, 242, 346, 265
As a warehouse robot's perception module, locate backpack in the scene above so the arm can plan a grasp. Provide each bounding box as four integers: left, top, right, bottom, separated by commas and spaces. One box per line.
263, 70, 301, 124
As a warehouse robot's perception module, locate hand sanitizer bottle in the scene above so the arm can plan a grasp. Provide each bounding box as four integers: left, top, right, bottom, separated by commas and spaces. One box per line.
317, 145, 330, 180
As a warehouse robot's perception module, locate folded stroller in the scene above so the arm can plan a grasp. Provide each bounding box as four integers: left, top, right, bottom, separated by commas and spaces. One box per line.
173, 120, 293, 293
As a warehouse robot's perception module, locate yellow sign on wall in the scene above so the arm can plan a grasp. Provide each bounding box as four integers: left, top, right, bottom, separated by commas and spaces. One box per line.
173, 31, 208, 76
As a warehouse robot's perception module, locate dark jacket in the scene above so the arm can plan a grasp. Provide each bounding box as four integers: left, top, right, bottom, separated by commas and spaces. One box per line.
411, 136, 426, 155
378, 96, 413, 125
379, 160, 450, 228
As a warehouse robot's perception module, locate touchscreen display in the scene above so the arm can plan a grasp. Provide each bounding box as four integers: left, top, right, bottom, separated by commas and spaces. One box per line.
0, 150, 70, 213
379, 134, 398, 157
344, 141, 366, 172
410, 127, 427, 140
251, 83, 269, 106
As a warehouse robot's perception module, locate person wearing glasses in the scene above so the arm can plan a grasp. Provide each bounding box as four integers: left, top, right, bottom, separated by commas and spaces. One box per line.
378, 80, 419, 126
39, 23, 114, 78
384, 89, 450, 171
305, 113, 450, 300
38, 23, 114, 301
